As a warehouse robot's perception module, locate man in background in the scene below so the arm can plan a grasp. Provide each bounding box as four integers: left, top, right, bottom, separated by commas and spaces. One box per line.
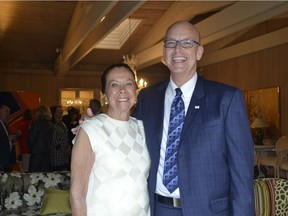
87, 99, 101, 117
0, 105, 19, 172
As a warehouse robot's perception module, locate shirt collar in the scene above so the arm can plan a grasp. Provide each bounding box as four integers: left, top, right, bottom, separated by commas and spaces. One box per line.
168, 73, 198, 99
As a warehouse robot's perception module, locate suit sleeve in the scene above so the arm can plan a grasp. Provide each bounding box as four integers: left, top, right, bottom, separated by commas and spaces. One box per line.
225, 89, 254, 215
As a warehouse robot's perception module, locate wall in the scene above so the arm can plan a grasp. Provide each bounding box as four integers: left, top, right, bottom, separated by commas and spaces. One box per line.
0, 70, 169, 109
0, 44, 287, 135
0, 72, 97, 107
202, 43, 288, 136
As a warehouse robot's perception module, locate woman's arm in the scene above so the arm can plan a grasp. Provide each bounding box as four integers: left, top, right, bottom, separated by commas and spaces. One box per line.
70, 128, 95, 216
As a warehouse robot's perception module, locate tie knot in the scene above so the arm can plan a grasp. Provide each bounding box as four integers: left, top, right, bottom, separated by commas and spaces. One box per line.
175, 88, 182, 97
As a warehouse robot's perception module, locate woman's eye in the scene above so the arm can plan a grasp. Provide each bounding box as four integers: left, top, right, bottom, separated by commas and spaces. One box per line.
126, 82, 133, 87
111, 83, 119, 87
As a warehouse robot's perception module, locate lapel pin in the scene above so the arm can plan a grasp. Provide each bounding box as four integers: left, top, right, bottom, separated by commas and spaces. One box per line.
195, 106, 200, 109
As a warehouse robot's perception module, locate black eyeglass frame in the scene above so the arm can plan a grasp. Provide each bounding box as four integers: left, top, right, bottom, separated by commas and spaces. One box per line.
163, 39, 200, 48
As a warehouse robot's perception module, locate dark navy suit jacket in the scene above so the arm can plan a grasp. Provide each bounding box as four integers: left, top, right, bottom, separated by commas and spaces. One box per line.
134, 75, 254, 216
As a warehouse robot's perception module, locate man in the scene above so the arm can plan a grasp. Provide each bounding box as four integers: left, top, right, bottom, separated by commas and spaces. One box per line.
134, 21, 254, 215
71, 99, 102, 136
0, 105, 18, 172
87, 98, 102, 117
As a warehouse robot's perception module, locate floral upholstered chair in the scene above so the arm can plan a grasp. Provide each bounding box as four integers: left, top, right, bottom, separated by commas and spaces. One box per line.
0, 172, 71, 216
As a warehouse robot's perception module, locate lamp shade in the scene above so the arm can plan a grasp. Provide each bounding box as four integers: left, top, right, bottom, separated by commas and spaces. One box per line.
250, 118, 270, 128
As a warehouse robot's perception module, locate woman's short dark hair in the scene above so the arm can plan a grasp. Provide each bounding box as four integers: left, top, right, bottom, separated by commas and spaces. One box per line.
101, 63, 137, 94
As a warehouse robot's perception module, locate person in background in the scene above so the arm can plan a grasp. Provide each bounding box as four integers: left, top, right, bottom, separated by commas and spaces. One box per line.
17, 109, 33, 172
87, 98, 101, 117
62, 106, 73, 126
134, 21, 254, 216
29, 106, 53, 172
64, 106, 80, 168
0, 105, 19, 172
71, 99, 102, 135
65, 107, 80, 148
50, 105, 71, 171
70, 63, 150, 216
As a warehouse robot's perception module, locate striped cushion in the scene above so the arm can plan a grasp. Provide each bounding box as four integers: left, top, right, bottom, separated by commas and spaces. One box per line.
254, 178, 288, 216
254, 178, 276, 216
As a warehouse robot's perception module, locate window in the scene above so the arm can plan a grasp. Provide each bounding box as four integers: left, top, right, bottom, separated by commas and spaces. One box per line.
59, 88, 101, 114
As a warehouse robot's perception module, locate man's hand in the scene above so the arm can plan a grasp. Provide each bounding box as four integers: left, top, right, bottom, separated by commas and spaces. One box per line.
71, 114, 89, 135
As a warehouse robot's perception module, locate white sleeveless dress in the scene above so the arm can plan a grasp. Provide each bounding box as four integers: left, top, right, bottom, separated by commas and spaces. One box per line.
80, 113, 151, 216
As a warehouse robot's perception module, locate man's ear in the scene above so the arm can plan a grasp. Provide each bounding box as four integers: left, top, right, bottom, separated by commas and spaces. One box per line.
196, 45, 204, 61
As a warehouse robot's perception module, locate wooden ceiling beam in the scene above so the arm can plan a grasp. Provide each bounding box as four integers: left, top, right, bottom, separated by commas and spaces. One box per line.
56, 1, 145, 77
69, 1, 145, 70
199, 27, 288, 67
61, 1, 117, 60
198, 1, 288, 44
136, 1, 288, 70
55, 1, 116, 77
133, 1, 234, 54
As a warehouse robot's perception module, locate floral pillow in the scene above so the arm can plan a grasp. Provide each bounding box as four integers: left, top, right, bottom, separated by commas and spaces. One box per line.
0, 171, 70, 216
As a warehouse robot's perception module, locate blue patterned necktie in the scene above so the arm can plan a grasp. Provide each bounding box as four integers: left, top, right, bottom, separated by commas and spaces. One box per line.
163, 88, 185, 193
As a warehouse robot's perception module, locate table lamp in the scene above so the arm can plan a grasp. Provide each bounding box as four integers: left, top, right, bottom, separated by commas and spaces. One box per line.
250, 118, 270, 145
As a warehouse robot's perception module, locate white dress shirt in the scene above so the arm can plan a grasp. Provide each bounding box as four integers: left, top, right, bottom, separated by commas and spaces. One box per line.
155, 73, 198, 198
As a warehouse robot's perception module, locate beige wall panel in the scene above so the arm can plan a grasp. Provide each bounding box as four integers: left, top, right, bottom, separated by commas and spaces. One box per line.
202, 43, 288, 136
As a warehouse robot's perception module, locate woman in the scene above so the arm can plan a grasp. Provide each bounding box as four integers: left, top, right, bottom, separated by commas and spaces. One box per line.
71, 63, 150, 216
29, 106, 53, 172
50, 105, 71, 171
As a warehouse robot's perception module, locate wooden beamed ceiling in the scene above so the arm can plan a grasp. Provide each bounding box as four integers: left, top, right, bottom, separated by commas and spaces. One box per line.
0, 1, 288, 77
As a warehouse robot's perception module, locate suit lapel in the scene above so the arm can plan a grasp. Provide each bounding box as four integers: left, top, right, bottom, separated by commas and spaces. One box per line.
153, 82, 168, 148
181, 76, 205, 142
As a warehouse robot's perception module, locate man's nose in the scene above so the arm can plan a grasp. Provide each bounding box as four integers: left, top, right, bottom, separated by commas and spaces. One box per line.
175, 42, 183, 50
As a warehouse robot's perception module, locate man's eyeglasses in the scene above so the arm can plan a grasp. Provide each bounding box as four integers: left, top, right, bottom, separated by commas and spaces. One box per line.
163, 39, 200, 48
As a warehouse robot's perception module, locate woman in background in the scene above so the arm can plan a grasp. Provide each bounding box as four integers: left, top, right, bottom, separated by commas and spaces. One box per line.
29, 106, 53, 172
50, 105, 71, 171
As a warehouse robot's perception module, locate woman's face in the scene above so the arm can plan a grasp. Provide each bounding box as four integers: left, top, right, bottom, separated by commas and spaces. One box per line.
104, 66, 137, 120
54, 107, 64, 121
